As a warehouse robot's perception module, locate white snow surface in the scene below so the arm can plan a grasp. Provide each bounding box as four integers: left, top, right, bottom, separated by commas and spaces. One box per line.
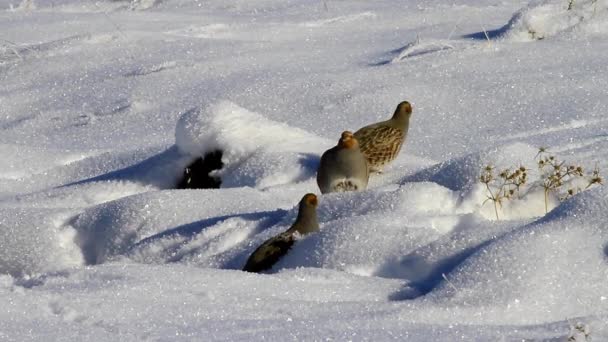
503, 0, 608, 41
2, 0, 608, 340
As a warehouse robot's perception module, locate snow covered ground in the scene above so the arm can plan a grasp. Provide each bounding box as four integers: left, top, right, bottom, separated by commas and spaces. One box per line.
1, 0, 608, 340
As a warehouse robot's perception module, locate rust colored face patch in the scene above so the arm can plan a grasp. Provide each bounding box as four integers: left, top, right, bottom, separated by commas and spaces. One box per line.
396, 101, 412, 115
304, 193, 318, 206
341, 131, 354, 139
340, 136, 358, 149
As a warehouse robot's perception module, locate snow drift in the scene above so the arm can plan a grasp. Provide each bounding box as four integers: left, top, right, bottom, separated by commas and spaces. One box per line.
2, 0, 608, 340
175, 101, 331, 189
503, 0, 608, 41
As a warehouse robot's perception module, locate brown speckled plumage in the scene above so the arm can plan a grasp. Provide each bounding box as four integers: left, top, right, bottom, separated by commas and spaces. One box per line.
354, 101, 412, 172
242, 194, 319, 273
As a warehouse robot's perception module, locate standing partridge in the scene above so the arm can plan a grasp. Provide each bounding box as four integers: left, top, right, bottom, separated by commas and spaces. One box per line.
316, 131, 369, 194
354, 101, 413, 173
243, 193, 319, 273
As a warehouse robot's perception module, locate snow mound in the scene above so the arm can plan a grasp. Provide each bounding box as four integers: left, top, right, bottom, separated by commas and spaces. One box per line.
70, 187, 305, 266
175, 101, 331, 189
175, 100, 327, 160
220, 151, 318, 189
273, 183, 462, 275
503, 0, 608, 41
69, 180, 470, 275
404, 142, 540, 191
543, 180, 608, 221
0, 208, 82, 277
400, 142, 598, 220
427, 186, 608, 323
0, 144, 93, 181
0, 143, 178, 196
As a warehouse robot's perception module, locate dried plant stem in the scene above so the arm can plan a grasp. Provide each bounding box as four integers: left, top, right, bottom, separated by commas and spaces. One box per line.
484, 182, 500, 220
480, 147, 602, 219
544, 188, 549, 214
